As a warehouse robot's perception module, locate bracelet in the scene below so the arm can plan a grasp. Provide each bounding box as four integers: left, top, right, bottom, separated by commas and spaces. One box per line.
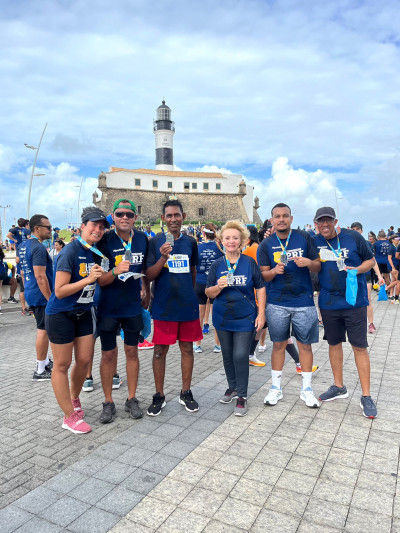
112, 268, 117, 277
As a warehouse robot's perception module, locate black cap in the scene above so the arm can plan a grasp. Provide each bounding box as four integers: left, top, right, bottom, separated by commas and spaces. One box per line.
81, 208, 110, 228
314, 206, 336, 221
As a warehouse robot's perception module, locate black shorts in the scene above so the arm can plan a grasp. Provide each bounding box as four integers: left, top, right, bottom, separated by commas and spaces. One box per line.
365, 271, 372, 284
17, 275, 24, 292
320, 306, 368, 348
98, 314, 143, 351
45, 310, 94, 344
195, 283, 214, 305
30, 305, 46, 330
378, 263, 390, 274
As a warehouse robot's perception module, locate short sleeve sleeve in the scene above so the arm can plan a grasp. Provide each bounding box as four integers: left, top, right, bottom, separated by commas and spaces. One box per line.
31, 242, 48, 267
206, 259, 218, 288
145, 237, 157, 268
355, 232, 374, 262
249, 257, 264, 289
55, 246, 75, 273
257, 240, 271, 267
190, 238, 199, 267
303, 231, 319, 260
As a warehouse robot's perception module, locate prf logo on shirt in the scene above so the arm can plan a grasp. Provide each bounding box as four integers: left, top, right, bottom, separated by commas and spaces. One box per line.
272, 246, 304, 264
79, 262, 95, 277
114, 253, 144, 266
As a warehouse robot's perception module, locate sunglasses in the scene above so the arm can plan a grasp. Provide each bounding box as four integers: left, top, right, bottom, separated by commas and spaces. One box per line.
37, 224, 52, 230
114, 211, 135, 219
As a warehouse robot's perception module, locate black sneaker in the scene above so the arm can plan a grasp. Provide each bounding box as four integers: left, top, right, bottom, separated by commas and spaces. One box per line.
100, 401, 116, 424
8, 297, 18, 304
32, 370, 52, 381
319, 384, 349, 402
45, 359, 54, 371
125, 397, 143, 419
179, 389, 199, 412
360, 396, 377, 419
147, 392, 166, 416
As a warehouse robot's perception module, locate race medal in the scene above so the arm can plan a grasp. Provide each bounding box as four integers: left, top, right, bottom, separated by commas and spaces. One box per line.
280, 252, 288, 265
227, 271, 234, 285
337, 258, 346, 271
124, 250, 132, 262
166, 234, 174, 247
101, 257, 109, 272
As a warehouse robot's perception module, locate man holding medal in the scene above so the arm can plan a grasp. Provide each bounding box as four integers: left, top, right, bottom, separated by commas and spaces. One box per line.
97, 199, 150, 423
258, 203, 321, 408
312, 207, 377, 418
145, 200, 202, 416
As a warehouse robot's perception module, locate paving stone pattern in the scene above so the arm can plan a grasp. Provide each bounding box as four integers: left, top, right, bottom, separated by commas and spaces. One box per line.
0, 294, 400, 532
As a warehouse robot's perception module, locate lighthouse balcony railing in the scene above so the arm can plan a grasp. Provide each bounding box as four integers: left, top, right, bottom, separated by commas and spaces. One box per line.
153, 120, 175, 132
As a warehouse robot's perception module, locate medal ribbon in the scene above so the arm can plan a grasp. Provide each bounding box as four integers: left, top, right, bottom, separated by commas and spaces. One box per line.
225, 254, 240, 276
275, 230, 292, 255
77, 236, 106, 259
324, 234, 342, 258
114, 229, 133, 251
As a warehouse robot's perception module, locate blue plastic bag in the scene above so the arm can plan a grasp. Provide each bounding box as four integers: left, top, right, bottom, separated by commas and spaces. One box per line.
378, 284, 388, 302
345, 269, 358, 306
120, 308, 151, 341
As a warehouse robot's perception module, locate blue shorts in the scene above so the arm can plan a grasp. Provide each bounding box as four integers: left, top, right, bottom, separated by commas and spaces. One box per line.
266, 303, 319, 345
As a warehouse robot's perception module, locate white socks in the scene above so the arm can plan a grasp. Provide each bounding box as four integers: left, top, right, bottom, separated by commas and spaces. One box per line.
302, 371, 312, 390
36, 360, 46, 374
271, 370, 282, 389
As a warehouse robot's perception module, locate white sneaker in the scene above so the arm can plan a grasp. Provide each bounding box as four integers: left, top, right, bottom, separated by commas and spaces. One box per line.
258, 344, 266, 353
300, 387, 320, 408
264, 386, 283, 406
249, 355, 266, 367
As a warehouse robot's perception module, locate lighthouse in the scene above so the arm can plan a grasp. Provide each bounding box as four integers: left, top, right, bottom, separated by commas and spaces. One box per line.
153, 100, 175, 170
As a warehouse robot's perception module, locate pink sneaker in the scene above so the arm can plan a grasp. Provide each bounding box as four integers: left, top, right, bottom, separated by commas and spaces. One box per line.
368, 323, 376, 334
62, 412, 91, 434
71, 398, 85, 418
138, 339, 154, 350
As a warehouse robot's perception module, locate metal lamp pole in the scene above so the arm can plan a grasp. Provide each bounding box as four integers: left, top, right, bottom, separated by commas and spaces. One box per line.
25, 123, 47, 219
74, 177, 84, 223
0, 205, 11, 241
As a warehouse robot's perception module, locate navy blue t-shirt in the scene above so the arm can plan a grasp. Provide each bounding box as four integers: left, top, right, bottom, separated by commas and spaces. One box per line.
373, 240, 392, 266
46, 240, 98, 314
207, 255, 264, 332
257, 229, 318, 307
9, 227, 30, 246
196, 241, 224, 284
18, 238, 53, 306
146, 233, 199, 322
313, 228, 373, 310
395, 244, 400, 269
97, 229, 148, 318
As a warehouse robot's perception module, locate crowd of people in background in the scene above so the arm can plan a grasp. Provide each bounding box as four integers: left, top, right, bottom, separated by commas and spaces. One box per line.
2, 199, 398, 433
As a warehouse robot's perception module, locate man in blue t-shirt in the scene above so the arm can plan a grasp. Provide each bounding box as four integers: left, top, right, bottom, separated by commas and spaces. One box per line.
18, 214, 54, 381
145, 200, 202, 416
258, 203, 321, 408
96, 199, 150, 423
7, 218, 31, 248
144, 225, 155, 239
313, 207, 377, 418
373, 231, 395, 288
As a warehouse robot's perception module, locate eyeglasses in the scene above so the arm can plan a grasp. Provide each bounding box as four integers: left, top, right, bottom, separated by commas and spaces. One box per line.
315, 218, 335, 225
114, 211, 135, 219
37, 224, 52, 230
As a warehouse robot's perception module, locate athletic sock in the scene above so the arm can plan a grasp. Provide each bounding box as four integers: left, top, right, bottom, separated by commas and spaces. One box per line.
37, 360, 46, 374
271, 370, 282, 389
302, 371, 312, 390
44, 355, 50, 366
286, 342, 299, 364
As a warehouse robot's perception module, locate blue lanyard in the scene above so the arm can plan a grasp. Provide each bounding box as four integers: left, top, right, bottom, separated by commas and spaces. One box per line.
275, 230, 292, 254
225, 254, 240, 275
114, 229, 132, 251
77, 236, 105, 259
324, 234, 342, 258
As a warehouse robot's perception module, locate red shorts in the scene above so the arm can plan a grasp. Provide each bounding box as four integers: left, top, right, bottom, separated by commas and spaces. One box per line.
152, 319, 203, 345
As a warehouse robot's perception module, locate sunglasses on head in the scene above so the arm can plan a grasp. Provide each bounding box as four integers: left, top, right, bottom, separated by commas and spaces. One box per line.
114, 211, 135, 219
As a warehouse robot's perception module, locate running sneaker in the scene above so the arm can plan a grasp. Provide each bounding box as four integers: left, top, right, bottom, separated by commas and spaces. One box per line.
318, 320, 324, 328
138, 339, 154, 350
7, 297, 18, 304
234, 397, 248, 416
100, 401, 116, 424
62, 412, 91, 434
258, 344, 266, 353
179, 389, 199, 412
125, 397, 143, 419
112, 374, 122, 389
368, 323, 377, 333
388, 296, 395, 301
319, 384, 349, 402
147, 392, 166, 416
296, 365, 319, 374
300, 387, 320, 408
32, 370, 52, 382
193, 345, 203, 354
213, 345, 221, 353
264, 386, 283, 406
219, 388, 238, 403
71, 398, 85, 418
202, 323, 210, 334
395, 300, 400, 305
360, 396, 377, 419
249, 355, 266, 367
45, 359, 53, 371
82, 377, 94, 392
21, 308, 28, 315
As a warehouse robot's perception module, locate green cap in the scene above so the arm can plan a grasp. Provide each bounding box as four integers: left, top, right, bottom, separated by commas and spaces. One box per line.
113, 199, 136, 213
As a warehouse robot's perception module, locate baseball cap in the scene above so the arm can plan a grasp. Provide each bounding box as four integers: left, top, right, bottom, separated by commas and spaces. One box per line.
314, 206, 336, 221
113, 199, 136, 213
81, 208, 110, 228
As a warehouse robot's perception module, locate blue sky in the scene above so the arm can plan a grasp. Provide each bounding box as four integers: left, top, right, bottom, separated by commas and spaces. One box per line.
1, 0, 400, 236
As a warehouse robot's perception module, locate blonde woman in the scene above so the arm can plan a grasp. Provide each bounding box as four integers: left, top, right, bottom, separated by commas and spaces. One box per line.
206, 221, 266, 416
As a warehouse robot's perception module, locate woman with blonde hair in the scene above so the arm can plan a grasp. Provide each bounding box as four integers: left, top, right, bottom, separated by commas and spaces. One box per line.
206, 221, 266, 416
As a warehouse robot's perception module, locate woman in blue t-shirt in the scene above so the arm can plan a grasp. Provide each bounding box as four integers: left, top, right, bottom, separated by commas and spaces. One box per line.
206, 221, 266, 417
194, 223, 224, 354
45, 207, 109, 435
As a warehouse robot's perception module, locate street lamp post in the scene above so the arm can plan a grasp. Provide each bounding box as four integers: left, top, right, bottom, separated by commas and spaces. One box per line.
334, 188, 343, 220
74, 177, 84, 223
0, 205, 11, 241
25, 123, 47, 219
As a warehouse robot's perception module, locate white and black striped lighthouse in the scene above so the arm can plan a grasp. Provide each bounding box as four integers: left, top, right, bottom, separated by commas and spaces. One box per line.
153, 100, 175, 170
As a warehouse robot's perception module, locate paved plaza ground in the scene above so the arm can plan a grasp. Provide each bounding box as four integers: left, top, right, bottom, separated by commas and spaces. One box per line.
0, 292, 399, 532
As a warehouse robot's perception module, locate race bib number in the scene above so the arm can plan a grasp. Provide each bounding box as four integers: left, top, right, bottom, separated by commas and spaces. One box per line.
319, 248, 338, 262
77, 283, 96, 304
167, 254, 190, 273
118, 272, 146, 282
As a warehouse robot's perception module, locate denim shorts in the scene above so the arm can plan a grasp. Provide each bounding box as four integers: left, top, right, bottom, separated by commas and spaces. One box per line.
266, 303, 319, 345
